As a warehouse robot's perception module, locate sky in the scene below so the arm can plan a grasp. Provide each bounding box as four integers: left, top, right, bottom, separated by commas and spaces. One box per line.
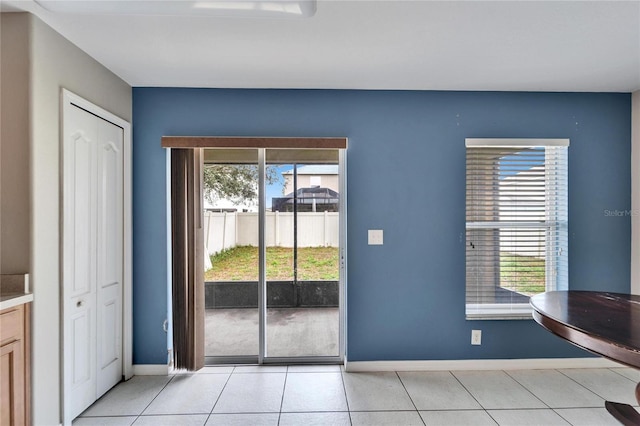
267, 165, 292, 208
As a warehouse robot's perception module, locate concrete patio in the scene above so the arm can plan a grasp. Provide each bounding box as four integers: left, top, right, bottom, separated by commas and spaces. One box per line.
205, 307, 339, 358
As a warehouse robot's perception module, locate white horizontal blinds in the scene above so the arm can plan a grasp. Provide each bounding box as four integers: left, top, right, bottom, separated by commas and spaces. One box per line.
544, 145, 569, 294
465, 139, 568, 318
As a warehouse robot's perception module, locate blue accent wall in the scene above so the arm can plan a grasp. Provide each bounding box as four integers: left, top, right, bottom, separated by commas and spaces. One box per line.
132, 89, 631, 364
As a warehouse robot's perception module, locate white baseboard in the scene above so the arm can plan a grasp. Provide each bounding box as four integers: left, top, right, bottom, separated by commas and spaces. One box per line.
344, 357, 625, 372
132, 364, 170, 375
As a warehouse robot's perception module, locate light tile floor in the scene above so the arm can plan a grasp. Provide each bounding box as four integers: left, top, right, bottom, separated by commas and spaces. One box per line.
74, 366, 638, 425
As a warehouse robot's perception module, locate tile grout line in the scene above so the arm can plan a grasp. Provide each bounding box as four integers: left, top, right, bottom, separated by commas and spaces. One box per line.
551, 407, 581, 426
448, 370, 488, 408
395, 371, 426, 426
608, 367, 640, 384
501, 370, 574, 425
76, 377, 151, 420
205, 366, 236, 424
82, 375, 175, 425
132, 374, 177, 421
609, 368, 640, 407
503, 369, 553, 409
556, 368, 615, 404
448, 370, 499, 425
276, 367, 290, 425
339, 367, 353, 425
505, 369, 610, 410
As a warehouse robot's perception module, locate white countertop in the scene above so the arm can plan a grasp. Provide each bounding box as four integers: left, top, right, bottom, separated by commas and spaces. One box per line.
0, 292, 33, 310
0, 273, 32, 310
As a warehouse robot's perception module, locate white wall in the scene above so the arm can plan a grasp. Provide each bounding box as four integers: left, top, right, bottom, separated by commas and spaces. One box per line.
632, 90, 640, 295
1, 12, 132, 425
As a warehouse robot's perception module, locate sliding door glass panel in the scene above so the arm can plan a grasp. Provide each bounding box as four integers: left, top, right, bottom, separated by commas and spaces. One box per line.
265, 149, 340, 358
203, 148, 259, 360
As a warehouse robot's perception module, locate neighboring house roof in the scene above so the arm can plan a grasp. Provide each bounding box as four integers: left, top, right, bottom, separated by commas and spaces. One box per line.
282, 165, 338, 175
283, 186, 339, 200
272, 187, 339, 212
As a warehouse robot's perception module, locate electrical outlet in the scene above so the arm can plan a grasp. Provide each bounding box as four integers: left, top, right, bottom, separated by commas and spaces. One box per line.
368, 229, 384, 245
471, 329, 482, 345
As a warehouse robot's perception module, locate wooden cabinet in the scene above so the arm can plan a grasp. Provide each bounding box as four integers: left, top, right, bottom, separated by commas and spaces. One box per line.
0, 303, 30, 425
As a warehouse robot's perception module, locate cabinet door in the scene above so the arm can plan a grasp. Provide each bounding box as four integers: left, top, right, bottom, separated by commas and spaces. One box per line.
1, 340, 25, 426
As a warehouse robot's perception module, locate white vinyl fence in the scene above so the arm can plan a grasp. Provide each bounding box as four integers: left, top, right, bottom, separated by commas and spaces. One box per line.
204, 211, 339, 257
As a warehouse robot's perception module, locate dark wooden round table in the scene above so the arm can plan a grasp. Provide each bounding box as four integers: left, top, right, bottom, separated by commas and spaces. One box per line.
530, 291, 640, 426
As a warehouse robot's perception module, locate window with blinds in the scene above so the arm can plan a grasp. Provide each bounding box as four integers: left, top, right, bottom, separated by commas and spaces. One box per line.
465, 138, 569, 319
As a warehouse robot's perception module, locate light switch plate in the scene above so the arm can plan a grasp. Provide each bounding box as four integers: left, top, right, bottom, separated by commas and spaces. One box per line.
368, 229, 384, 245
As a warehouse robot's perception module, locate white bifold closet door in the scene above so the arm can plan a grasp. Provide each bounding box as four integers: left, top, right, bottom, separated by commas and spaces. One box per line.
63, 103, 124, 422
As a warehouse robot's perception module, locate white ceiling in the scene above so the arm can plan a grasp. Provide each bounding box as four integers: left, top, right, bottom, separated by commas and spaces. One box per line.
3, 0, 640, 92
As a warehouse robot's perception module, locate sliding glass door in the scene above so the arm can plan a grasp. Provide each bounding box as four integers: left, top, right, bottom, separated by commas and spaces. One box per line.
203, 149, 260, 362
204, 147, 345, 364
265, 150, 341, 359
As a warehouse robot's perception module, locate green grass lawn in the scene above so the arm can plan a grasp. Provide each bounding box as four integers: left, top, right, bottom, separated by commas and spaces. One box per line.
500, 253, 545, 295
206, 246, 339, 281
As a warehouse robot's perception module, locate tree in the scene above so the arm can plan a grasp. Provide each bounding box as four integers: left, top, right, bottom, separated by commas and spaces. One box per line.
203, 164, 280, 206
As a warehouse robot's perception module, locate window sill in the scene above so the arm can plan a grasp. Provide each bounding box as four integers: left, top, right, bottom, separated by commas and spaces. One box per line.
466, 304, 534, 320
